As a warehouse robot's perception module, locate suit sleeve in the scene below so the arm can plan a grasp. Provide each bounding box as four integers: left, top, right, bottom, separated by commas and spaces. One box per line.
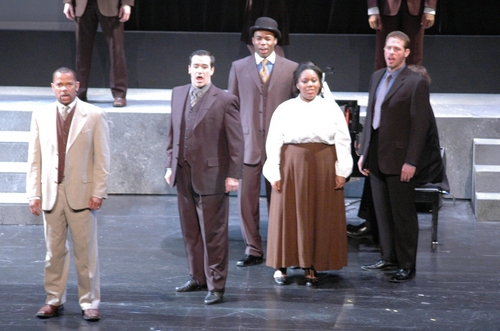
165, 92, 175, 168
227, 63, 238, 97
26, 111, 42, 199
224, 94, 244, 179
405, 78, 431, 167
91, 110, 111, 198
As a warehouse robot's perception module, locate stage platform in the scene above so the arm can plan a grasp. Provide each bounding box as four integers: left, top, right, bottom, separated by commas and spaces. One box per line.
1, 195, 500, 330
1, 86, 499, 205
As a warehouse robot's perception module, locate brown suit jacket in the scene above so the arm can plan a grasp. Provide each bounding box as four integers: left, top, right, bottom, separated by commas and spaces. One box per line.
64, 0, 135, 17
228, 54, 297, 164
166, 84, 244, 195
367, 0, 437, 16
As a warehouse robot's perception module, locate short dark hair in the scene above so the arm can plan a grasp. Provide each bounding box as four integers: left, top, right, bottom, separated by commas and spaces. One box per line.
293, 61, 323, 94
408, 64, 432, 84
52, 67, 76, 81
189, 50, 215, 67
386, 31, 410, 49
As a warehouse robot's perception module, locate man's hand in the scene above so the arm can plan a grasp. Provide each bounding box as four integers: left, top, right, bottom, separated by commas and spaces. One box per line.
119, 5, 132, 23
357, 155, 370, 176
63, 3, 76, 20
421, 13, 435, 29
164, 168, 172, 186
368, 14, 382, 30
225, 177, 239, 193
88, 196, 103, 210
29, 199, 42, 216
400, 163, 416, 182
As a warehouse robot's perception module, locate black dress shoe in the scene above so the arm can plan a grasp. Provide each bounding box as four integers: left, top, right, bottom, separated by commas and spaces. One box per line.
389, 268, 416, 283
175, 278, 207, 292
236, 254, 263, 267
305, 277, 319, 287
361, 260, 398, 271
204, 291, 223, 305
347, 223, 373, 239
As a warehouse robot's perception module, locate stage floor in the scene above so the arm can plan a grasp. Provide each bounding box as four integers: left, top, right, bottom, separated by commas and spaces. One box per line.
1, 195, 500, 330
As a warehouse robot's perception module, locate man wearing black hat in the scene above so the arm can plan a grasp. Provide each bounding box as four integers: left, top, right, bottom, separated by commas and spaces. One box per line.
228, 17, 298, 267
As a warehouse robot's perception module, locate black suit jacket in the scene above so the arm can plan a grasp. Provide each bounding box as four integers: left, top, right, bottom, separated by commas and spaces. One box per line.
361, 66, 443, 183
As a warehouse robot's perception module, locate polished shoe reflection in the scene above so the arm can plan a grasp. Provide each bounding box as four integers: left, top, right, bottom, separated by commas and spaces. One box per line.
235, 254, 264, 267
175, 278, 207, 292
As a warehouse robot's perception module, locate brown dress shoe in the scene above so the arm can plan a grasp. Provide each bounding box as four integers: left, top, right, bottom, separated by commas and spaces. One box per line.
36, 304, 63, 318
82, 308, 100, 321
113, 97, 126, 107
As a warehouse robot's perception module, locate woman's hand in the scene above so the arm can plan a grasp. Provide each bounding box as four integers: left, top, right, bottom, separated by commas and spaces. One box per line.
272, 180, 281, 193
334, 176, 346, 190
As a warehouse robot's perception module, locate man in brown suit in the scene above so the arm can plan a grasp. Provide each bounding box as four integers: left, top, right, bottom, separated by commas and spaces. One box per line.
228, 17, 298, 267
165, 50, 244, 305
63, 0, 134, 107
368, 0, 437, 70
27, 67, 110, 320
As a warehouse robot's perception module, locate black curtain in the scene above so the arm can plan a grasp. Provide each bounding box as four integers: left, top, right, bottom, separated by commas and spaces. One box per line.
126, 0, 500, 35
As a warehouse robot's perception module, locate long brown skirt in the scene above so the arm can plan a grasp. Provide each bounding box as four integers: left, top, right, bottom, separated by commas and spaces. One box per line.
266, 143, 348, 271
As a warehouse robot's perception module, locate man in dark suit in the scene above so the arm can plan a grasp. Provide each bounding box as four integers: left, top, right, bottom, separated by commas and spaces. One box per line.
368, 0, 437, 70
228, 17, 298, 267
165, 50, 244, 305
27, 67, 110, 320
358, 31, 441, 283
63, 0, 134, 107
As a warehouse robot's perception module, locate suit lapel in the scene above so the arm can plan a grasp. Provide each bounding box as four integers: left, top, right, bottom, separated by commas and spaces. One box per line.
47, 103, 59, 151
384, 67, 409, 102
67, 102, 87, 152
267, 55, 283, 91
245, 56, 262, 90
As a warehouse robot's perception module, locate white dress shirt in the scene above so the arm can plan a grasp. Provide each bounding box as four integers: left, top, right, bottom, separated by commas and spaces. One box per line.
263, 94, 353, 183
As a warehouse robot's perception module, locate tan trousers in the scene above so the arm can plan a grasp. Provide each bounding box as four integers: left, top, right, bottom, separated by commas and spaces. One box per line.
42, 183, 100, 310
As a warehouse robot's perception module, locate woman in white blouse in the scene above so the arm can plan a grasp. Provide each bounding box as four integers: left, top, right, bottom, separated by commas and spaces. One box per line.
263, 61, 353, 286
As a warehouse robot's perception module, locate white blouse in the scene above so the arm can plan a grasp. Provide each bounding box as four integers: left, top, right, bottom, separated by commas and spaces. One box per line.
263, 94, 353, 183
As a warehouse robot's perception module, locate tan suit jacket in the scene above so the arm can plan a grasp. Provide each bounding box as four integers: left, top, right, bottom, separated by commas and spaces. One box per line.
64, 0, 134, 17
367, 0, 437, 16
27, 99, 110, 211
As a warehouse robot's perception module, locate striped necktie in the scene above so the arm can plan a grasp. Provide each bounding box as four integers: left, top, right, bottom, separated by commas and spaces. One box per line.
260, 59, 269, 83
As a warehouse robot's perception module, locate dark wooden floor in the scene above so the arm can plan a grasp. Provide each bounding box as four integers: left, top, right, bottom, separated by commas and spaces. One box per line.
1, 195, 499, 330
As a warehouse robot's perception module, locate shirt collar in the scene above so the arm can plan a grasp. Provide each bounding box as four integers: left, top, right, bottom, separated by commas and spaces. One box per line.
254, 51, 276, 65
190, 83, 211, 95
385, 64, 405, 80
56, 99, 77, 112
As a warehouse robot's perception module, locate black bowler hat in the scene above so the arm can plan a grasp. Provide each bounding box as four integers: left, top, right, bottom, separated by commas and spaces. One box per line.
249, 17, 281, 39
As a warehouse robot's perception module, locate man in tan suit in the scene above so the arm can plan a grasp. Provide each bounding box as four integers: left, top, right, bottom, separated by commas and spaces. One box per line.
63, 0, 134, 107
27, 67, 110, 320
368, 0, 437, 70
228, 17, 298, 267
